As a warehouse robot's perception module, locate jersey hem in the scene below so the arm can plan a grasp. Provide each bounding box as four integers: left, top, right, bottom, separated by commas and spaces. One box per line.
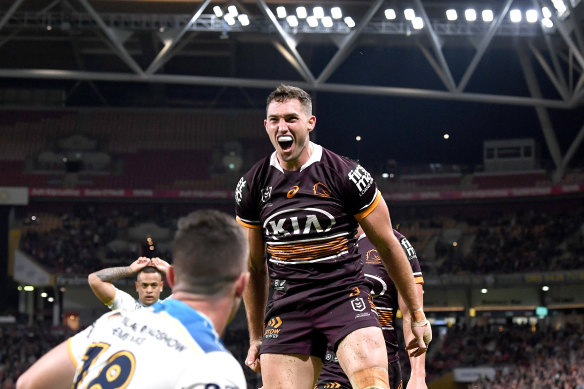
235, 216, 261, 229
354, 190, 381, 221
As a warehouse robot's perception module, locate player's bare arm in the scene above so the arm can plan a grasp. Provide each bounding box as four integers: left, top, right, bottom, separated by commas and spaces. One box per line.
88, 257, 151, 304
358, 198, 431, 355
398, 284, 428, 389
16, 340, 76, 389
242, 226, 269, 373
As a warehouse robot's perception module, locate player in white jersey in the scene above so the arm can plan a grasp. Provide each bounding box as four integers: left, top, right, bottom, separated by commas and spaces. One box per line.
88, 256, 170, 310
16, 209, 250, 389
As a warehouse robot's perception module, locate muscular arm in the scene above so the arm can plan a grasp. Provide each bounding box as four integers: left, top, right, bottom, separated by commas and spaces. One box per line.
88, 257, 150, 304
242, 227, 269, 372
358, 199, 421, 315
399, 284, 427, 388
16, 340, 77, 389
359, 199, 429, 353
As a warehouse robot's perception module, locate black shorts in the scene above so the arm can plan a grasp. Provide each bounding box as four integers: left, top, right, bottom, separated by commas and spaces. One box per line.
260, 284, 380, 359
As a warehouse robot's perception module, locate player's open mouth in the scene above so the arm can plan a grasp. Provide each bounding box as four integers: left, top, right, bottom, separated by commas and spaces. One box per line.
278, 135, 293, 151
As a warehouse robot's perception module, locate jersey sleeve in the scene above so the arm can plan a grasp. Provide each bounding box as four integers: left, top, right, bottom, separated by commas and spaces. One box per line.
337, 159, 380, 221
234, 173, 261, 229
107, 287, 138, 310
397, 234, 424, 284
68, 320, 98, 368
174, 351, 247, 389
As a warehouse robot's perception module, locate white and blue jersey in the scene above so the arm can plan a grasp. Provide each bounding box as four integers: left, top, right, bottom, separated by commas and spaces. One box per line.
68, 299, 246, 389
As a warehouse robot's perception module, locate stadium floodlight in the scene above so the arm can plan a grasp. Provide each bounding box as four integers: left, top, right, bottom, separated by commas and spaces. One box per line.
224, 14, 236, 26
526, 9, 538, 23
381, 172, 389, 178
213, 6, 223, 18
313, 6, 325, 19
321, 16, 333, 28
465, 9, 477, 22
344, 16, 355, 28
296, 6, 307, 19
276, 6, 286, 19
510, 9, 522, 23
385, 9, 396, 20
482, 9, 494, 22
227, 5, 238, 17
238, 14, 250, 26
542, 285, 550, 291
306, 16, 318, 27
404, 8, 415, 21
24, 286, 34, 292
41, 292, 48, 298
331, 7, 342, 20
541, 7, 552, 18
286, 15, 299, 27
542, 18, 553, 28
48, 297, 54, 302
412, 17, 424, 29
446, 9, 458, 21
551, 0, 567, 15
481, 288, 488, 294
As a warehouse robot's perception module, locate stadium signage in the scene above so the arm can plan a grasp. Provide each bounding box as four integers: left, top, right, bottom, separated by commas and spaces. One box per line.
26, 183, 584, 201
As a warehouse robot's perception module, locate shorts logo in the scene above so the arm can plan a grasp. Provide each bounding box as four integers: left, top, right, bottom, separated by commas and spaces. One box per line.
287, 185, 299, 198
351, 297, 366, 312
235, 177, 246, 205
264, 316, 282, 339
313, 182, 331, 197
323, 383, 341, 388
273, 279, 287, 291
261, 186, 272, 203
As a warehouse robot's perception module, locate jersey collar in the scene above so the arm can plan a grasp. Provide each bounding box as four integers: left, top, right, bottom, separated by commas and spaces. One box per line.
269, 142, 323, 173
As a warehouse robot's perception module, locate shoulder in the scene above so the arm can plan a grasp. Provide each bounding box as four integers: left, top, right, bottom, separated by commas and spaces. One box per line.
175, 351, 246, 388
318, 147, 358, 172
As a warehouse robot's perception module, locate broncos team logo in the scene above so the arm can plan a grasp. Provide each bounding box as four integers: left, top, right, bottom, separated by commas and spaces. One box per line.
313, 182, 331, 197
365, 248, 381, 264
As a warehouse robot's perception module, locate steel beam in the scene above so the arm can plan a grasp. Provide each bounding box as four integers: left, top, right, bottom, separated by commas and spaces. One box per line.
0, 68, 571, 109
316, 0, 384, 84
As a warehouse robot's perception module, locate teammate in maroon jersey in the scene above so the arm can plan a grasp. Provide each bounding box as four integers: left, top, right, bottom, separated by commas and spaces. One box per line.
317, 228, 427, 389
235, 85, 431, 389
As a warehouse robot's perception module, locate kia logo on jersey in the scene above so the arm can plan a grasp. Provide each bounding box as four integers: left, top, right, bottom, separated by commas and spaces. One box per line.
263, 207, 336, 240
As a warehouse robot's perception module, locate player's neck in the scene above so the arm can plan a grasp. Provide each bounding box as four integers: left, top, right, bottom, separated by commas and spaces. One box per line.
173, 293, 232, 336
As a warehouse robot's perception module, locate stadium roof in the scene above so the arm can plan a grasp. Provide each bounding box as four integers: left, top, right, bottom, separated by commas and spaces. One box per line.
0, 0, 583, 174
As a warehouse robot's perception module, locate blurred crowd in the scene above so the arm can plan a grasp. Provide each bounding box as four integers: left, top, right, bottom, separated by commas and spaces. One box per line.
19, 204, 584, 276
0, 324, 74, 389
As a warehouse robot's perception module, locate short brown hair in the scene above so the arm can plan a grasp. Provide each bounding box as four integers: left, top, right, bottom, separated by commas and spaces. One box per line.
173, 210, 248, 295
266, 84, 312, 116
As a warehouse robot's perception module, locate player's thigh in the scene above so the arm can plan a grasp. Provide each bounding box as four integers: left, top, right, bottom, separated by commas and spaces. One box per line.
336, 325, 388, 377
260, 353, 322, 389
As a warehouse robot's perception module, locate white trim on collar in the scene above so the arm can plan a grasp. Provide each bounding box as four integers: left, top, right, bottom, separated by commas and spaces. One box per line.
269, 142, 323, 173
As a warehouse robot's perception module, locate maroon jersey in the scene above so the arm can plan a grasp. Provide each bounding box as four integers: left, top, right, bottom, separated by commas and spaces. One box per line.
317, 230, 424, 389
235, 143, 381, 300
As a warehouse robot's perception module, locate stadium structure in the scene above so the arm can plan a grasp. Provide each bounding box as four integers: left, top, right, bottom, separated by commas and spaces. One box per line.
1, 0, 583, 388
